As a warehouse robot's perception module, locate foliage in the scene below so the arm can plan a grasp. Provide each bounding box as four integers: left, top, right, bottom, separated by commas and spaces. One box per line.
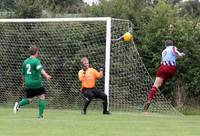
180, 0, 200, 17
0, 0, 200, 106
0, 0, 16, 11
15, 0, 43, 18
138, 0, 200, 105
2, 0, 85, 18
84, 0, 200, 106
40, 0, 84, 14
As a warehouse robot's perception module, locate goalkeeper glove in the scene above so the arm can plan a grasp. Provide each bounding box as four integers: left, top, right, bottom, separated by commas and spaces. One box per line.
99, 64, 104, 72
99, 67, 104, 72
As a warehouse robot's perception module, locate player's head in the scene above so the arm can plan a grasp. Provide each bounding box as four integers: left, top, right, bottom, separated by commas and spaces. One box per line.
81, 57, 89, 71
29, 46, 39, 56
165, 40, 173, 47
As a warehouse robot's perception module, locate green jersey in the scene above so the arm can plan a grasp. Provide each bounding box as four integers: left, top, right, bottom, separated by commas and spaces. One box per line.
22, 57, 43, 89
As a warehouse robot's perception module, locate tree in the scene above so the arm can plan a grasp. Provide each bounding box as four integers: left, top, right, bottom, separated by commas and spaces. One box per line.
180, 0, 200, 17
0, 0, 16, 11
14, 0, 85, 18
84, 0, 200, 106
40, 0, 84, 14
15, 0, 42, 18
138, 0, 200, 106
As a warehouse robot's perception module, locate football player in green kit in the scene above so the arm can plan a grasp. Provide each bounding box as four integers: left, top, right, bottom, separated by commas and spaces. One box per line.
13, 46, 51, 118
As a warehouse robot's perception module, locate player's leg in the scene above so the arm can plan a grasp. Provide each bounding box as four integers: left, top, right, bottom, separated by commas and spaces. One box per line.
148, 77, 163, 101
144, 65, 176, 112
36, 87, 46, 118
37, 94, 45, 118
18, 98, 32, 107
82, 89, 94, 114
144, 77, 164, 112
82, 95, 91, 114
93, 89, 111, 114
13, 89, 33, 114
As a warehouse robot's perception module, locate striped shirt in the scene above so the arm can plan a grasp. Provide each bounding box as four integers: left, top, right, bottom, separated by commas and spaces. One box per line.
161, 46, 179, 66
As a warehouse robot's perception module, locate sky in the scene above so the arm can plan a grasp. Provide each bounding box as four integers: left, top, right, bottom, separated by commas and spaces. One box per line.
83, 0, 99, 5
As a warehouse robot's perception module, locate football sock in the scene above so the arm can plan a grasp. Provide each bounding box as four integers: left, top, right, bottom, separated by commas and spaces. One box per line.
147, 86, 158, 102
83, 100, 91, 111
18, 98, 29, 107
102, 101, 108, 112
38, 99, 45, 117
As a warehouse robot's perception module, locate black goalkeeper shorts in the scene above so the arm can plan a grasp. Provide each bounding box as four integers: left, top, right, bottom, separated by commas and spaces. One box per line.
82, 88, 107, 101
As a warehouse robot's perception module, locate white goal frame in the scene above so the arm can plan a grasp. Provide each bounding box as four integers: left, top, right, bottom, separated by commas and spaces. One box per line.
0, 17, 112, 110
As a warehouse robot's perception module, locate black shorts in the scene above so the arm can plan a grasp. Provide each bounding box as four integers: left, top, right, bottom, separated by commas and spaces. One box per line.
25, 87, 46, 98
82, 88, 107, 101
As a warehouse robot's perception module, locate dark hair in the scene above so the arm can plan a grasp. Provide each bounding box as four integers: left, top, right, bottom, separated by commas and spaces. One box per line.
29, 46, 39, 55
165, 40, 173, 46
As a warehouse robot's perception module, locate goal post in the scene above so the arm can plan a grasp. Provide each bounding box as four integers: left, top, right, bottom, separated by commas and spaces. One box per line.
0, 17, 180, 115
105, 17, 112, 111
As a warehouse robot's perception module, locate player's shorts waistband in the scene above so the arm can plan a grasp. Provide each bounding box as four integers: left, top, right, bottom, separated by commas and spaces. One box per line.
161, 61, 176, 66
81, 87, 95, 93
82, 87, 95, 90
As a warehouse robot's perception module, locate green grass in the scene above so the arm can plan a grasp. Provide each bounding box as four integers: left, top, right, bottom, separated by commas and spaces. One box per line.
0, 107, 200, 136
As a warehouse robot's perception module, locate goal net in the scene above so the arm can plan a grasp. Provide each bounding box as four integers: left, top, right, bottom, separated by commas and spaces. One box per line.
0, 18, 180, 115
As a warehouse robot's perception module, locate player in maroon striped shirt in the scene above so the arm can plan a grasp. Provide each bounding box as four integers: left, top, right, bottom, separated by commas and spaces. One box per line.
144, 40, 185, 112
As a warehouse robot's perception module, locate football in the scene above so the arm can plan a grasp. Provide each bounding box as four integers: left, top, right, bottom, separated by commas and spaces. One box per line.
122, 32, 133, 42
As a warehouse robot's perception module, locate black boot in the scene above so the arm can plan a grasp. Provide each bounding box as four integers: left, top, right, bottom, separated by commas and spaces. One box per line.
82, 97, 91, 115
81, 109, 87, 115
102, 101, 111, 115
103, 110, 112, 115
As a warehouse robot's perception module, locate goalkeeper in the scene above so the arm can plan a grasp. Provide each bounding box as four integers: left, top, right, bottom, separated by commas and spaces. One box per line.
78, 57, 111, 115
144, 40, 185, 112
13, 46, 52, 118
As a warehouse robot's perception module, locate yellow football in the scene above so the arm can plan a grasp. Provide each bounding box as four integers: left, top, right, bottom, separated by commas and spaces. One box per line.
122, 32, 133, 42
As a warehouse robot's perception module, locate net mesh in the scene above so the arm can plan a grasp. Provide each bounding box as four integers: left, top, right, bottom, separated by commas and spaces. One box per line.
0, 18, 180, 115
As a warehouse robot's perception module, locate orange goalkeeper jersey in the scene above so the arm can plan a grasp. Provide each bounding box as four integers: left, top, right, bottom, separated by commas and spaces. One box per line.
78, 68, 101, 92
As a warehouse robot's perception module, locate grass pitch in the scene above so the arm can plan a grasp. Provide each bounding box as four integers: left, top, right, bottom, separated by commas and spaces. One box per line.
0, 107, 200, 136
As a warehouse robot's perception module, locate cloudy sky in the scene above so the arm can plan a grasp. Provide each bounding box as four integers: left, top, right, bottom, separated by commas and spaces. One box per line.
83, 0, 99, 5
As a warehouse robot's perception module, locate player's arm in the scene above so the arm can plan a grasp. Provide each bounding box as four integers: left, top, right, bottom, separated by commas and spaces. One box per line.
99, 70, 103, 79
41, 69, 51, 80
78, 70, 84, 81
172, 47, 185, 58
94, 68, 103, 79
36, 60, 51, 80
